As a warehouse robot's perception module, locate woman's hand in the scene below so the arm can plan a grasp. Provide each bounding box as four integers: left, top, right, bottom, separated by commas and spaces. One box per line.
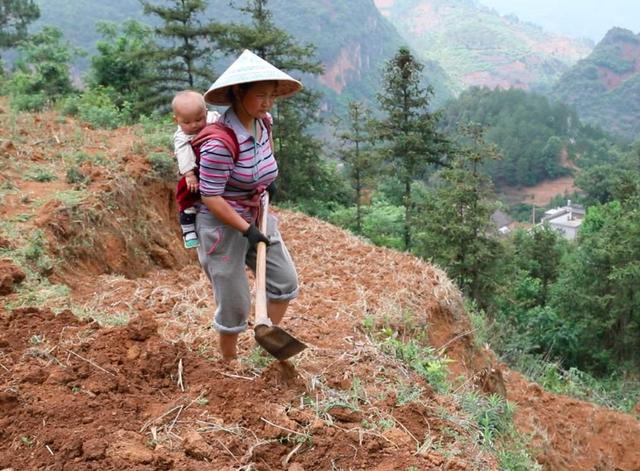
243, 225, 270, 247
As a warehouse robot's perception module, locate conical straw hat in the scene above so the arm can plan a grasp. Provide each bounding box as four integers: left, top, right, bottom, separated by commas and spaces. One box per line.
204, 50, 303, 106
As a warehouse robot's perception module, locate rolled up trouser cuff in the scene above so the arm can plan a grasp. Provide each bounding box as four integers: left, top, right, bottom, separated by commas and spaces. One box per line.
212, 318, 248, 334
267, 286, 299, 301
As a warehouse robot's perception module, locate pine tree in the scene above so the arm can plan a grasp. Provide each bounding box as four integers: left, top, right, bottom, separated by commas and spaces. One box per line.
217, 0, 344, 203
376, 47, 448, 250
0, 0, 40, 49
140, 0, 219, 109
336, 101, 376, 233
414, 123, 499, 303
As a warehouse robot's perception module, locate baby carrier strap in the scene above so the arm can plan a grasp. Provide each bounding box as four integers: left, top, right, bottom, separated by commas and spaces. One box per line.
190, 117, 272, 163
191, 122, 240, 162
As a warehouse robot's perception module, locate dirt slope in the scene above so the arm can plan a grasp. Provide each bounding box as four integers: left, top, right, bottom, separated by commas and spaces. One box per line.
1, 104, 640, 470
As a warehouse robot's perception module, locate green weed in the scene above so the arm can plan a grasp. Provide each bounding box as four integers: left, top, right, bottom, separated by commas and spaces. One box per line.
148, 152, 175, 180
25, 168, 57, 182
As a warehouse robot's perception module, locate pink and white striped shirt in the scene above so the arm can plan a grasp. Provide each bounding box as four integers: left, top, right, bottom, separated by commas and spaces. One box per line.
198, 109, 277, 221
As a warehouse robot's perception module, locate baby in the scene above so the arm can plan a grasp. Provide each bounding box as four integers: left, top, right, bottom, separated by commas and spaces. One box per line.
171, 90, 219, 248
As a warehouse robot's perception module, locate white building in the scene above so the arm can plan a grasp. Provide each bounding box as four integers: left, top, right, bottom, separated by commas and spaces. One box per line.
540, 201, 585, 240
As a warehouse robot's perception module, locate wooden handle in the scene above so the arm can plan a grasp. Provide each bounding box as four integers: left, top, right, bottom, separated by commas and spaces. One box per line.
255, 192, 270, 326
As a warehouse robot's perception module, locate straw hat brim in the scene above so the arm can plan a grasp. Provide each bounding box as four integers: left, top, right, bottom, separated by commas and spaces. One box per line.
204, 50, 303, 106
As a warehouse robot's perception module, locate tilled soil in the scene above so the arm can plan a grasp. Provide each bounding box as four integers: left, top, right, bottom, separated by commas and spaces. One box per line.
1, 103, 640, 470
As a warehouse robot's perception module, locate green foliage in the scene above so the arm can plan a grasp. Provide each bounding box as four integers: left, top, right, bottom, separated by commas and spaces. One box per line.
88, 20, 156, 117
335, 101, 378, 233
0, 0, 40, 49
24, 168, 56, 182
375, 47, 449, 249
414, 124, 500, 303
365, 312, 452, 393
7, 26, 76, 110
141, 0, 218, 109
553, 28, 640, 140
22, 228, 53, 275
441, 87, 582, 188
60, 86, 132, 129
148, 152, 175, 180
575, 147, 640, 205
65, 166, 89, 185
549, 198, 640, 373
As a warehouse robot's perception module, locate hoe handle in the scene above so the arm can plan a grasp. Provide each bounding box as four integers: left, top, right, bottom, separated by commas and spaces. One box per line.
255, 192, 270, 326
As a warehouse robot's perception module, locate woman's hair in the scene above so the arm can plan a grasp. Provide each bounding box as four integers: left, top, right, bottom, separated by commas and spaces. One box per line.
227, 80, 278, 104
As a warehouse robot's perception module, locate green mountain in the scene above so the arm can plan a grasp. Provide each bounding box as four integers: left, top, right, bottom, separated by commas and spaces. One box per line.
374, 0, 592, 94
441, 87, 618, 189
33, 0, 454, 109
552, 27, 640, 141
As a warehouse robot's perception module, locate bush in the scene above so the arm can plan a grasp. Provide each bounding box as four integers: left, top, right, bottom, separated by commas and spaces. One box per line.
148, 152, 175, 180
7, 27, 75, 112
59, 86, 132, 129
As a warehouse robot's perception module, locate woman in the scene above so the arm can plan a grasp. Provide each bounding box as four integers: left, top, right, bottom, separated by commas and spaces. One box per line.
196, 50, 302, 361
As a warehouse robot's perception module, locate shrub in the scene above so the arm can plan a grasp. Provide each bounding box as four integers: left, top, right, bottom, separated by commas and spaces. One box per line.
148, 152, 175, 180
59, 86, 132, 129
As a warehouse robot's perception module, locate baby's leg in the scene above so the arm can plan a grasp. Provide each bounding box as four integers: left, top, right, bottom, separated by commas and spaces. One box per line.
180, 206, 199, 248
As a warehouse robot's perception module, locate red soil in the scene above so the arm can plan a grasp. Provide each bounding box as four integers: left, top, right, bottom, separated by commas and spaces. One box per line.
1, 103, 639, 470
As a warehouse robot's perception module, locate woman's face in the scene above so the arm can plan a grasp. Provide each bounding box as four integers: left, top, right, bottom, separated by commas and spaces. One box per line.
239, 81, 277, 119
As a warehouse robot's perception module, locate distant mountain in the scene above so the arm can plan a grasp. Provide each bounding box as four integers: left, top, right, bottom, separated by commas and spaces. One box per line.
552, 28, 640, 141
33, 0, 454, 110
478, 0, 640, 44
373, 0, 592, 93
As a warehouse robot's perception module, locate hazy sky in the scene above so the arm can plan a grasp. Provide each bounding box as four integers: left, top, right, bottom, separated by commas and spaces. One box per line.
477, 0, 640, 43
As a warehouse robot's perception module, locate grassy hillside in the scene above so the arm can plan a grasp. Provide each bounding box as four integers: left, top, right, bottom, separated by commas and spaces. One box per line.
33, 0, 454, 109
374, 0, 592, 94
552, 27, 640, 141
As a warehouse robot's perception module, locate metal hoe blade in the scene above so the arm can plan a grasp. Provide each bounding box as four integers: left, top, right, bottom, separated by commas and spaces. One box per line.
254, 324, 307, 361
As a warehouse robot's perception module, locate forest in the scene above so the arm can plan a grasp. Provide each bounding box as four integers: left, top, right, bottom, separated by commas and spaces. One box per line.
2, 0, 640, 461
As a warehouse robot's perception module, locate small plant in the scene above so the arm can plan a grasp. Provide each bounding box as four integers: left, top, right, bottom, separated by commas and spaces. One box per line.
66, 166, 89, 185
25, 168, 57, 182
20, 435, 34, 447
395, 383, 423, 405
382, 336, 452, 393
196, 397, 209, 406
148, 152, 175, 180
22, 229, 53, 274
241, 346, 272, 371
29, 334, 44, 345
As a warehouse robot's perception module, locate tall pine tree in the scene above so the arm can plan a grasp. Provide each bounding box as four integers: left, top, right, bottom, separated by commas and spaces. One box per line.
376, 47, 448, 249
336, 101, 376, 233
140, 0, 219, 109
217, 0, 345, 203
414, 124, 499, 303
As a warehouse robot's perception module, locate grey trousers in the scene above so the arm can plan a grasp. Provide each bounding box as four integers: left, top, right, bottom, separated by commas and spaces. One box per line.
195, 211, 299, 334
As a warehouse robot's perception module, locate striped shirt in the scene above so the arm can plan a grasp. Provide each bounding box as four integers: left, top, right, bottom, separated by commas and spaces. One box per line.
199, 108, 277, 221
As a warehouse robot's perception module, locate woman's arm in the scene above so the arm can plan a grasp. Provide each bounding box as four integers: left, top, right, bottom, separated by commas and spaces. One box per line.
201, 195, 250, 233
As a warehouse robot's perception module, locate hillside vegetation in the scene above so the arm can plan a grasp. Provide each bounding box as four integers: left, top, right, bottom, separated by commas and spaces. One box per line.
375, 0, 591, 93
33, 0, 454, 109
441, 87, 618, 188
552, 27, 640, 140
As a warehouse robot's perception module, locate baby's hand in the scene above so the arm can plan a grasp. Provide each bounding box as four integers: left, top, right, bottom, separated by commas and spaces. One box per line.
185, 173, 199, 193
